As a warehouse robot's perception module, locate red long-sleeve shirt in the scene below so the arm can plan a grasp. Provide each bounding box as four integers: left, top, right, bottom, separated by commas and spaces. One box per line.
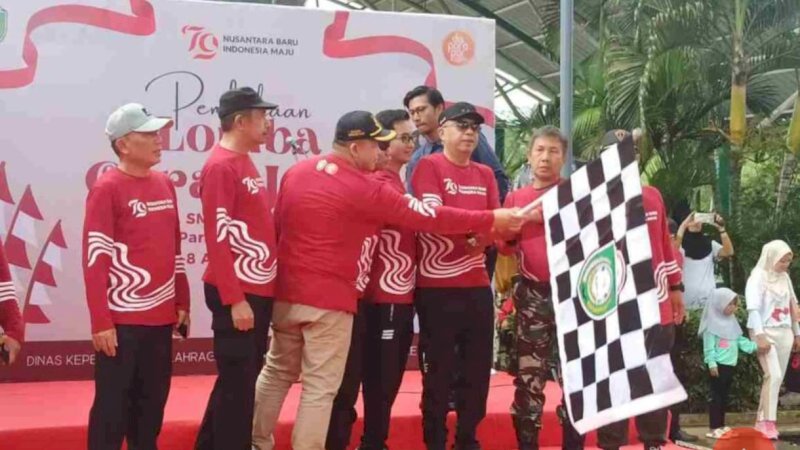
364, 169, 417, 304
275, 154, 495, 314
411, 153, 500, 288
82, 168, 190, 333
496, 183, 557, 282
643, 186, 682, 325
199, 145, 277, 304
0, 237, 23, 342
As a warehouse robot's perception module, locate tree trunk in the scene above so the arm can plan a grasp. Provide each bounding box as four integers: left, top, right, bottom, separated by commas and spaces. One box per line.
728, 153, 743, 289
776, 152, 797, 210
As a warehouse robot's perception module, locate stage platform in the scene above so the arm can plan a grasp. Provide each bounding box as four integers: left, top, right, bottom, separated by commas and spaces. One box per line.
0, 371, 678, 450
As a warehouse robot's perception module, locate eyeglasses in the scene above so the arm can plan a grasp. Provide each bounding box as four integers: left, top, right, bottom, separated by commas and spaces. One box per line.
408, 106, 429, 116
444, 121, 480, 132
379, 134, 415, 151
396, 134, 415, 144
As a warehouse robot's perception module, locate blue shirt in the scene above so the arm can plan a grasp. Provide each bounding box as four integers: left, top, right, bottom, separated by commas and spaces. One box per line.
405, 132, 510, 203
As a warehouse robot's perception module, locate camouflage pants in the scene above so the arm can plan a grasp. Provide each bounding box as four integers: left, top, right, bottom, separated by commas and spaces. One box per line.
509, 278, 557, 445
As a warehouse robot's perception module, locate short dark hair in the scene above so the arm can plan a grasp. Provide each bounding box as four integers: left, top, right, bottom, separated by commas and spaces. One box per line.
375, 109, 410, 131
529, 125, 567, 153
220, 110, 252, 132
110, 140, 120, 157
403, 85, 445, 109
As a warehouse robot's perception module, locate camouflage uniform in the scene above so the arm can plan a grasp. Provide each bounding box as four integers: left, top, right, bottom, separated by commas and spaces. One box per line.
493, 254, 520, 375
510, 277, 584, 450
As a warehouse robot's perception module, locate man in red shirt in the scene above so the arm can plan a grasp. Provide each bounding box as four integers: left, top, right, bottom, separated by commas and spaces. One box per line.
497, 126, 584, 450
83, 103, 190, 450
195, 87, 279, 450
410, 102, 500, 450
325, 109, 419, 450
252, 110, 527, 450
0, 237, 23, 365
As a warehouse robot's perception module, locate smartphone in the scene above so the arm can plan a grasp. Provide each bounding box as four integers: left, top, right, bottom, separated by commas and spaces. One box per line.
176, 323, 188, 339
694, 212, 716, 224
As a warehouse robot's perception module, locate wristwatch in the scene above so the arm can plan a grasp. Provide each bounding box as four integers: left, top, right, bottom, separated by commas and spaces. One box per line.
669, 283, 685, 292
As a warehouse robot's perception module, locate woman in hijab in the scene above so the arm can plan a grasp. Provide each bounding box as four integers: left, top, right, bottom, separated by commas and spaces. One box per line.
699, 288, 756, 439
676, 212, 734, 310
746, 240, 800, 439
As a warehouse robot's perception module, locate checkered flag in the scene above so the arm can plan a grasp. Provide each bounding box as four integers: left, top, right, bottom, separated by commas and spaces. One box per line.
541, 138, 686, 433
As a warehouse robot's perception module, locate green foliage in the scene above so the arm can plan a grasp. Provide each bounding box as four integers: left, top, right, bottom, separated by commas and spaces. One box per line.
496, 0, 800, 411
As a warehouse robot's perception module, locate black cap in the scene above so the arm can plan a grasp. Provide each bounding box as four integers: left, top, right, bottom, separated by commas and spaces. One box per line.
335, 111, 396, 142
218, 87, 278, 119
438, 102, 485, 126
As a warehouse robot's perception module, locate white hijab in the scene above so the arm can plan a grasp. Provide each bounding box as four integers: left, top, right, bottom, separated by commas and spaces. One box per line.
698, 287, 743, 340
751, 240, 794, 298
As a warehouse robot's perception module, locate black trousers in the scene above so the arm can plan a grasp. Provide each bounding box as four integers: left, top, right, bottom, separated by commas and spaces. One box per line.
361, 303, 415, 449
195, 284, 273, 450
709, 364, 735, 429
416, 287, 494, 450
326, 301, 368, 450
88, 324, 173, 450
668, 323, 690, 437
597, 324, 675, 450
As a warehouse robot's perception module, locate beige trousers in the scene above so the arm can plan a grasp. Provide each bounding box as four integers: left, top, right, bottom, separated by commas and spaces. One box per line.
754, 327, 794, 421
252, 301, 353, 450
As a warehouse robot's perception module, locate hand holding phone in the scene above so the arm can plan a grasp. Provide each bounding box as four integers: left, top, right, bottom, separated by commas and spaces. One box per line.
694, 212, 715, 225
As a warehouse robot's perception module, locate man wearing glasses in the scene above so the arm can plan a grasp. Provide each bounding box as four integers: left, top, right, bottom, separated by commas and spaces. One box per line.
403, 86, 509, 203
411, 103, 499, 450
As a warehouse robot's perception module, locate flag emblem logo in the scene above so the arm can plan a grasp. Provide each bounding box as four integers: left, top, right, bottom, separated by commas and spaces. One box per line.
577, 242, 625, 319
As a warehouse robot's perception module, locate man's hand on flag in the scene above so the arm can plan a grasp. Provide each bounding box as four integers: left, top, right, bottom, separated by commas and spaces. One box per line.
492, 207, 528, 234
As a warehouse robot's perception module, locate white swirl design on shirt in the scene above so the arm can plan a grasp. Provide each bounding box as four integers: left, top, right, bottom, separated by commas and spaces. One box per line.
376, 230, 415, 295
87, 231, 176, 311
216, 208, 277, 285
356, 236, 378, 292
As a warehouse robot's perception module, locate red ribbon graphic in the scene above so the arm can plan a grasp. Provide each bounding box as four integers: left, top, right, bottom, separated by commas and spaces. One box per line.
323, 11, 495, 127
0, 0, 156, 89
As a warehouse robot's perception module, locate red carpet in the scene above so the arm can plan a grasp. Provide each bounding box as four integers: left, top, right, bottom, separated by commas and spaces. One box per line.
0, 370, 679, 449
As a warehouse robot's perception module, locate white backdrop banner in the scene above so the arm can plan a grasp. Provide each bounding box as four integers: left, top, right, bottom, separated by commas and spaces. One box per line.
0, 0, 495, 381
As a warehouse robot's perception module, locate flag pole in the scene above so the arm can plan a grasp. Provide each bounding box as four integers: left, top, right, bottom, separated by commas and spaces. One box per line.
517, 196, 545, 216
560, 0, 574, 177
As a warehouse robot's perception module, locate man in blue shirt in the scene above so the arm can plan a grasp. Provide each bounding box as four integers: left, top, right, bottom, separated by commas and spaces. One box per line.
403, 86, 510, 203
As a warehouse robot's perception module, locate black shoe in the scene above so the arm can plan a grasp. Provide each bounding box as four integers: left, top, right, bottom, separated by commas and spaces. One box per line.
670, 430, 699, 442
452, 443, 482, 450
452, 436, 481, 450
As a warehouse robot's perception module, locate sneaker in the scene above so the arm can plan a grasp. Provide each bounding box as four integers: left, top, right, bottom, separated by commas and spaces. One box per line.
766, 421, 779, 440
754, 421, 770, 438
705, 428, 728, 440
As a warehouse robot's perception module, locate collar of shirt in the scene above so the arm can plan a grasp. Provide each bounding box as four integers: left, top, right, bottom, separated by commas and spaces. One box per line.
418, 135, 443, 155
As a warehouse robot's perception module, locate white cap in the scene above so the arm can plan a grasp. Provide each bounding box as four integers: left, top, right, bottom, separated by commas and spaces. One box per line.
105, 103, 173, 142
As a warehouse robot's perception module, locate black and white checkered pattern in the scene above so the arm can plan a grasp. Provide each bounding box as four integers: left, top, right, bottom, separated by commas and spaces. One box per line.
541, 139, 687, 434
